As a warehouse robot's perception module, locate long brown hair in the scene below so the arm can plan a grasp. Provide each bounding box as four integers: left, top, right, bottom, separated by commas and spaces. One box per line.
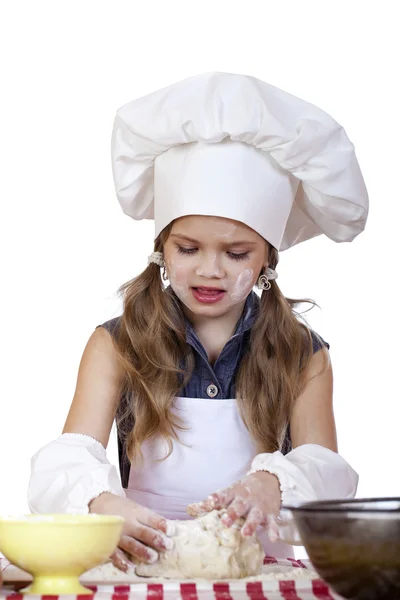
113, 222, 326, 461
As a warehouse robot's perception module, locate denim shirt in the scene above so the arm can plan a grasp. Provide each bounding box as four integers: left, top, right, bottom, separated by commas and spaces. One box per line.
98, 291, 328, 486
181, 291, 327, 400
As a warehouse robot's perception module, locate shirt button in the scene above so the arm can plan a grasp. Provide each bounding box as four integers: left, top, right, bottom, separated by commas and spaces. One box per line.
206, 383, 218, 398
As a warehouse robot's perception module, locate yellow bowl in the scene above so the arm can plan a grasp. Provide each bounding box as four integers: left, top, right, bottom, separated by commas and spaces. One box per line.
0, 513, 124, 595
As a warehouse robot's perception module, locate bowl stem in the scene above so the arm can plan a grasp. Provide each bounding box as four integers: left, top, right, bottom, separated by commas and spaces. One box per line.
22, 574, 93, 595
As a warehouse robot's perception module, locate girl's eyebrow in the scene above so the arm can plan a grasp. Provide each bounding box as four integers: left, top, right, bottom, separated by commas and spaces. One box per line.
170, 233, 200, 243
170, 233, 258, 246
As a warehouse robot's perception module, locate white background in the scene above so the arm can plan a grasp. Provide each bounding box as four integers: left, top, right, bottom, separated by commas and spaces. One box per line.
1, 0, 399, 559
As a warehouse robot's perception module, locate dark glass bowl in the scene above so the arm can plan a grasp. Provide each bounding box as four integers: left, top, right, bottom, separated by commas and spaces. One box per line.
284, 498, 400, 600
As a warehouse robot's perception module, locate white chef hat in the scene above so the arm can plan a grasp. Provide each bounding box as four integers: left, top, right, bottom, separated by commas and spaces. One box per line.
111, 72, 368, 251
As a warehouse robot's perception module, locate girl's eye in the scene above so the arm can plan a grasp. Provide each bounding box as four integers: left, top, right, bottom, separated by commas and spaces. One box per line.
177, 246, 197, 255
177, 246, 250, 261
228, 252, 250, 261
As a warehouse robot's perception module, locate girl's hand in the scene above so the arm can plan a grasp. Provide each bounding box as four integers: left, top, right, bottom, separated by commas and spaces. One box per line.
187, 472, 282, 538
89, 493, 174, 570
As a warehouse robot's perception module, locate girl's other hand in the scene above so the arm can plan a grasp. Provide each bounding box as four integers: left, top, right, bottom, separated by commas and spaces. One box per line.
187, 472, 281, 538
89, 493, 174, 570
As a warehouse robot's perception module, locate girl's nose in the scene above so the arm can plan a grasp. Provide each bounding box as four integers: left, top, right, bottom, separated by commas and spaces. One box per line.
195, 254, 224, 278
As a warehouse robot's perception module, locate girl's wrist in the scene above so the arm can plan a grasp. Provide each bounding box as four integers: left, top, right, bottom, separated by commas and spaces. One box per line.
88, 491, 114, 513
249, 470, 282, 512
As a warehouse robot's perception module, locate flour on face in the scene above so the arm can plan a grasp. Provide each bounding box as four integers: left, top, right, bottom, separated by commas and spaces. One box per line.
229, 269, 255, 303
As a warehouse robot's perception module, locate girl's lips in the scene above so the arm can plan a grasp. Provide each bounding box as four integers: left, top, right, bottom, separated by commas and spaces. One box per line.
191, 287, 226, 304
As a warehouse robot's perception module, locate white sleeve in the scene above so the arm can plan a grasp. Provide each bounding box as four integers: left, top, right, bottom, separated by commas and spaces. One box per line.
28, 433, 126, 514
248, 443, 358, 544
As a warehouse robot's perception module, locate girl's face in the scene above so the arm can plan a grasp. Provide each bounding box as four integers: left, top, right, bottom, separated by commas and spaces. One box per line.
163, 215, 268, 319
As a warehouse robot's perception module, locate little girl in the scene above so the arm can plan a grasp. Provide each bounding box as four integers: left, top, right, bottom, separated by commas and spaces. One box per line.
28, 72, 369, 569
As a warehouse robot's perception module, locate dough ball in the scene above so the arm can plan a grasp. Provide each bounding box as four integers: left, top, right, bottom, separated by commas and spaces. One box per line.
135, 510, 264, 579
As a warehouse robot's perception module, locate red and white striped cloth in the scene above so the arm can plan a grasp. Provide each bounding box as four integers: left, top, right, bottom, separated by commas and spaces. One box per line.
1, 557, 344, 600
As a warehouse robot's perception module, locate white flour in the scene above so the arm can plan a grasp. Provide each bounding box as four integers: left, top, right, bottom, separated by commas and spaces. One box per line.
2, 549, 319, 584
82, 561, 318, 583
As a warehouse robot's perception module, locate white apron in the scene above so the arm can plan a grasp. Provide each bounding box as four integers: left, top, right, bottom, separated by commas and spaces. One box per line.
126, 396, 294, 558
